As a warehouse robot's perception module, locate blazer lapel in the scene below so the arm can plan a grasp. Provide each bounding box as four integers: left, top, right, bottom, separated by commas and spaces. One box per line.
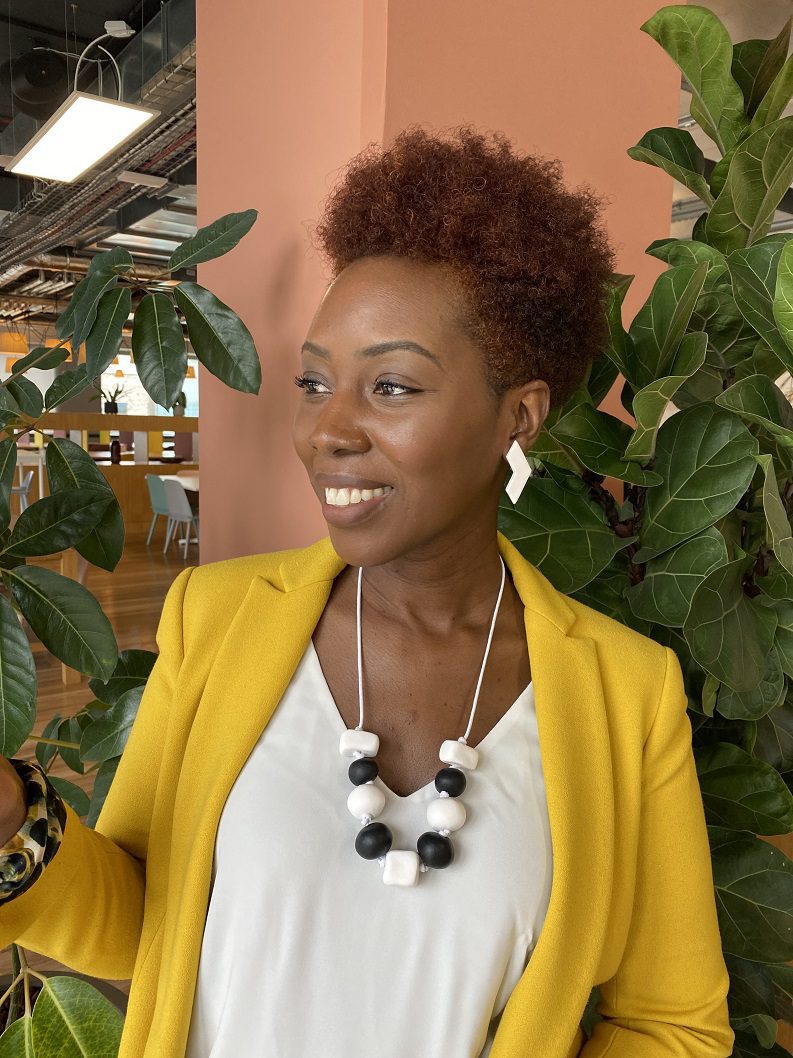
156, 532, 615, 1058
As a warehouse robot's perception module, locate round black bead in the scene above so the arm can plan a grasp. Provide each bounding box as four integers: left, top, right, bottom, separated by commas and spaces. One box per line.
355, 822, 392, 860
417, 831, 454, 868
349, 756, 379, 785
435, 766, 466, 796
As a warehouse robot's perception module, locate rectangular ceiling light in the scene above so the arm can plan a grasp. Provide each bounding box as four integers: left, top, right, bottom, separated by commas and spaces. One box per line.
6, 91, 160, 184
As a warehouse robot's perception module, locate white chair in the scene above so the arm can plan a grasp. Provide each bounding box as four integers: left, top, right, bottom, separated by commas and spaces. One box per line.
162, 478, 199, 560
11, 469, 34, 513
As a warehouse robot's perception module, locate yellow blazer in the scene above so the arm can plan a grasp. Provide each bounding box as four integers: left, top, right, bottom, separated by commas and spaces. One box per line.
0, 531, 734, 1057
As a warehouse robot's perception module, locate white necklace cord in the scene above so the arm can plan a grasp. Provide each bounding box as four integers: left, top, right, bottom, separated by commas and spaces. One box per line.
354, 554, 507, 743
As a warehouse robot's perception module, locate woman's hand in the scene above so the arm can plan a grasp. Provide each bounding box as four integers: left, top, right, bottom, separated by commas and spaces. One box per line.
0, 757, 28, 846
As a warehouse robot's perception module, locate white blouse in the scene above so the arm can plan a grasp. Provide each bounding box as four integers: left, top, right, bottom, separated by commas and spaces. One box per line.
184, 636, 553, 1058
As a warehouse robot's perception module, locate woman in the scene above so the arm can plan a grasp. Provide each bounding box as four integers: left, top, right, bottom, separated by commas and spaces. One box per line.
0, 126, 733, 1058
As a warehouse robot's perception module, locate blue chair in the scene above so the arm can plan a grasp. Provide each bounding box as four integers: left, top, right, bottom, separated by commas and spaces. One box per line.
145, 474, 173, 547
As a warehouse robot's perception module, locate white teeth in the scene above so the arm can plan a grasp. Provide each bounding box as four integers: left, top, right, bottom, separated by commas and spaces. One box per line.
325, 486, 392, 507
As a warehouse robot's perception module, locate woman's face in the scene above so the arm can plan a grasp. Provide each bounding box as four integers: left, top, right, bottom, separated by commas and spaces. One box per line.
291, 254, 548, 566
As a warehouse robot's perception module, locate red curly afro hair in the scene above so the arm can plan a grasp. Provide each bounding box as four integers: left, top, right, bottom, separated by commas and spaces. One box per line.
312, 124, 617, 410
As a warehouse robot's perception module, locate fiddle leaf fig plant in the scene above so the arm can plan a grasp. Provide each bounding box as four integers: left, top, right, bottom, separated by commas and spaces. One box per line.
0, 209, 260, 1046
499, 5, 793, 1051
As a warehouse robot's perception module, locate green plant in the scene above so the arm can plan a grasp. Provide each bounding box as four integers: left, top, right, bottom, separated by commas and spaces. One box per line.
88, 381, 125, 405
169, 389, 187, 411
498, 5, 793, 1050
0, 208, 260, 1048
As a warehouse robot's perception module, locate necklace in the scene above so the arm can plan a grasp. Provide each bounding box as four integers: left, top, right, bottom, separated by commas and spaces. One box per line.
339, 555, 507, 886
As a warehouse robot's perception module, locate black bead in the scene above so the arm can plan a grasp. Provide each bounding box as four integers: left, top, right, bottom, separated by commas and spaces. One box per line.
435, 766, 466, 796
417, 831, 454, 868
355, 822, 392, 860
349, 756, 379, 785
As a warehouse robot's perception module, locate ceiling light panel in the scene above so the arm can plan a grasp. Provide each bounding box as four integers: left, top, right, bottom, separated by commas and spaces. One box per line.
7, 92, 159, 184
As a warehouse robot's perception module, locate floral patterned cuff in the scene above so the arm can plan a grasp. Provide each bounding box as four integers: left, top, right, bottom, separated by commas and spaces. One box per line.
0, 759, 67, 905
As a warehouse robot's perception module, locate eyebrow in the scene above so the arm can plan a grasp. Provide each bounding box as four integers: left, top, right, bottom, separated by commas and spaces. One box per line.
301, 339, 441, 366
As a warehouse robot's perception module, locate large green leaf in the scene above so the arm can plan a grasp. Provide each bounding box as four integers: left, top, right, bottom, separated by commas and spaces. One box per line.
44, 365, 92, 410
624, 330, 708, 463
497, 474, 636, 593
601, 274, 635, 381
80, 685, 143, 762
131, 292, 187, 409
0, 592, 37, 757
706, 118, 793, 252
45, 437, 125, 572
627, 261, 708, 387
716, 375, 793, 462
10, 344, 70, 374
48, 773, 91, 816
752, 701, 793, 773
716, 643, 786, 719
86, 756, 120, 828
5, 376, 43, 418
70, 272, 119, 353
0, 438, 18, 532
626, 526, 727, 627
85, 286, 132, 379
771, 238, 793, 371
174, 282, 261, 394
548, 403, 662, 485
749, 47, 793, 134
732, 21, 791, 118
726, 237, 793, 373
3, 489, 113, 557
0, 1015, 32, 1056
641, 5, 748, 153
5, 564, 118, 679
30, 976, 123, 1056
627, 127, 714, 206
755, 452, 793, 575
634, 403, 759, 563
645, 238, 729, 289
683, 554, 777, 691
695, 741, 793, 833
168, 208, 258, 271
88, 647, 157, 706
710, 825, 793, 962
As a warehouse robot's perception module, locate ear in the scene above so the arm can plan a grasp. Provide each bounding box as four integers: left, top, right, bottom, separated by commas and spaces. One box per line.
510, 380, 550, 448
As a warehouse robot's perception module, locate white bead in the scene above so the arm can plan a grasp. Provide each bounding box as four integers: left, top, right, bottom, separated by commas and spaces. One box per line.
439, 739, 479, 771
339, 728, 379, 758
382, 850, 420, 886
347, 782, 386, 819
427, 796, 466, 832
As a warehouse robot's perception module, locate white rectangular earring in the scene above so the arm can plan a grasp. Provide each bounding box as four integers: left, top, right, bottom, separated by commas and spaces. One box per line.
505, 438, 532, 504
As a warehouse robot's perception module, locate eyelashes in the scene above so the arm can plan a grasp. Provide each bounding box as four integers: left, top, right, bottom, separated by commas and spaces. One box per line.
293, 374, 414, 396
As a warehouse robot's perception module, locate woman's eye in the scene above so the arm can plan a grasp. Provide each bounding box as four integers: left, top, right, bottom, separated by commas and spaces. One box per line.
293, 375, 414, 396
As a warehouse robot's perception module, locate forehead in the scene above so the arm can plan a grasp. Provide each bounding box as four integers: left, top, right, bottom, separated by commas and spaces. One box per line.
308, 256, 466, 344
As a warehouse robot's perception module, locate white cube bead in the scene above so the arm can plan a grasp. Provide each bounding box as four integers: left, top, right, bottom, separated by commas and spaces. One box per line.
439, 739, 479, 771
427, 796, 466, 832
339, 728, 379, 758
382, 850, 420, 886
347, 782, 386, 819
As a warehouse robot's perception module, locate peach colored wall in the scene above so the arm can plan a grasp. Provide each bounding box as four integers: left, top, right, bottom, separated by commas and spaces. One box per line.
196, 0, 681, 562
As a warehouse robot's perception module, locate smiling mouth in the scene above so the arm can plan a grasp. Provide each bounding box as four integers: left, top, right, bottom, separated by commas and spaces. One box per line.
323, 485, 394, 507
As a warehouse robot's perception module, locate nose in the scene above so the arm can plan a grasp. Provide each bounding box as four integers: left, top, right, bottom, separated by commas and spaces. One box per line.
306, 386, 368, 453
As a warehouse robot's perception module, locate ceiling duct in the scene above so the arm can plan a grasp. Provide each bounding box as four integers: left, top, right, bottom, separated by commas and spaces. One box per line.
0, 0, 195, 272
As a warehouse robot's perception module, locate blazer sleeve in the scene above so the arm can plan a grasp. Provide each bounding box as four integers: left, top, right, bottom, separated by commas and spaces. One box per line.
581, 645, 734, 1057
0, 564, 196, 981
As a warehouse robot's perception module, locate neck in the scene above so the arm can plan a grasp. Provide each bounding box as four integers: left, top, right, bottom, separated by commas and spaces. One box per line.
351, 531, 515, 638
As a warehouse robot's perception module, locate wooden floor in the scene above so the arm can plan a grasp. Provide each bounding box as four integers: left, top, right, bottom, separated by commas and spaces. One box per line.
0, 519, 200, 996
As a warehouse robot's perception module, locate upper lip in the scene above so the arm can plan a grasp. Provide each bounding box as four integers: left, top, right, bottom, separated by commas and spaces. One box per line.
315, 474, 391, 489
